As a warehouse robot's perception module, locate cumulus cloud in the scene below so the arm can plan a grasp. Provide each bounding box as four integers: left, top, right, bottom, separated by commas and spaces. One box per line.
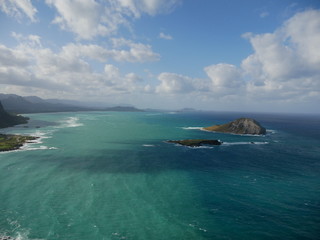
0, 44, 29, 67
242, 9, 320, 100
117, 0, 182, 17
1, 8, 319, 110
204, 63, 244, 93
0, 35, 148, 97
0, 0, 37, 22
45, 0, 110, 39
156, 72, 194, 93
155, 64, 244, 97
110, 38, 160, 62
60, 39, 159, 63
155, 9, 320, 106
45, 0, 181, 39
156, 72, 208, 94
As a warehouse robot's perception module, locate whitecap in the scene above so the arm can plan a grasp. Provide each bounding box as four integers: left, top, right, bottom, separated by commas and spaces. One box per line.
191, 146, 214, 149
142, 144, 155, 147
222, 141, 269, 146
56, 117, 83, 128
182, 127, 203, 130
267, 129, 277, 134
20, 145, 57, 151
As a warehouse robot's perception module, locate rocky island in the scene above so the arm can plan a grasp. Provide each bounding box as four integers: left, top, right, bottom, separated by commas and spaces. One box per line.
203, 118, 266, 135
0, 100, 36, 152
167, 139, 222, 147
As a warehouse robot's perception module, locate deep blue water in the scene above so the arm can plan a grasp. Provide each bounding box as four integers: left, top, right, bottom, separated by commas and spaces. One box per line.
0, 111, 319, 239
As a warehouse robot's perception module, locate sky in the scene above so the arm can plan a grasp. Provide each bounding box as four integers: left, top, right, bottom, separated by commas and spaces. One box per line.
0, 0, 320, 113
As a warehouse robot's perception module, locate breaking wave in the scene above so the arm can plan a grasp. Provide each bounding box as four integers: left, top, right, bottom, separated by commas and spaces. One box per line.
56, 117, 83, 128
222, 141, 269, 146
182, 127, 203, 130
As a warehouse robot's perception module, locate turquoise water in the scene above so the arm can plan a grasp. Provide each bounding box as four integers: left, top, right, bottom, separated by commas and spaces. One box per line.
0, 111, 319, 239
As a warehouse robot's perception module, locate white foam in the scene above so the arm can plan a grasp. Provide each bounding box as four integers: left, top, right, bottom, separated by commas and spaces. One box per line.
182, 127, 203, 130
56, 117, 83, 128
170, 143, 215, 149
267, 129, 277, 134
20, 145, 58, 151
222, 141, 269, 146
142, 144, 155, 147
191, 146, 214, 149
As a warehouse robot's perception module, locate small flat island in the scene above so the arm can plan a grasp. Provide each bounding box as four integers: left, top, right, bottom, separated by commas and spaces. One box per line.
0, 134, 37, 152
167, 139, 222, 147
203, 118, 266, 135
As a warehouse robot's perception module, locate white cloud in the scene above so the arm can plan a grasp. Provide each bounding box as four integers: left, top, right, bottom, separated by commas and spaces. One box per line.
155, 9, 320, 106
156, 72, 194, 93
46, 0, 110, 39
0, 8, 319, 111
0, 44, 29, 67
242, 9, 320, 101
117, 0, 182, 17
60, 39, 160, 63
159, 32, 173, 40
156, 72, 208, 94
204, 63, 244, 90
45, 0, 181, 39
110, 39, 160, 62
0, 0, 37, 22
0, 36, 149, 98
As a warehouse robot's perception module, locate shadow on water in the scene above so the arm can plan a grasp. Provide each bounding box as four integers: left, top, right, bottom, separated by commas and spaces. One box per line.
35, 139, 320, 176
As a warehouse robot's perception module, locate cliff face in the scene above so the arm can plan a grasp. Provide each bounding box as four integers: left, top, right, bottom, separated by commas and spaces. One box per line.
203, 118, 266, 135
0, 101, 29, 128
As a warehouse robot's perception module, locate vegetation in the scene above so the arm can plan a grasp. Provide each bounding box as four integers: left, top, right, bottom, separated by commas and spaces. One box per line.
0, 101, 29, 128
0, 134, 37, 152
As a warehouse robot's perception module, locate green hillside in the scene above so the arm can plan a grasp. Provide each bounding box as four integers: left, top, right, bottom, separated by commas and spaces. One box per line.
0, 101, 29, 128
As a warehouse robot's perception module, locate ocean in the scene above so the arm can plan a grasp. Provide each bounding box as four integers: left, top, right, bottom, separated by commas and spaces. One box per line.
0, 111, 319, 240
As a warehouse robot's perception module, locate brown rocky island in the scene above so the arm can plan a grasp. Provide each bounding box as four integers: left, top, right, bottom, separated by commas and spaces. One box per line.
203, 118, 266, 135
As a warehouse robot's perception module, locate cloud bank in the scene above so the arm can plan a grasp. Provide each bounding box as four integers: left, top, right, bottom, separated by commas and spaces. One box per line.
155, 9, 320, 107
0, 1, 319, 111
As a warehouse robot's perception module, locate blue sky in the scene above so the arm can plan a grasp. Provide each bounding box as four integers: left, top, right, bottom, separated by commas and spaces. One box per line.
0, 0, 319, 113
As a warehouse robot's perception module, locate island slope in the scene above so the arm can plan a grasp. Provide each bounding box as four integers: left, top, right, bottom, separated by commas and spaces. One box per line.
203, 118, 266, 135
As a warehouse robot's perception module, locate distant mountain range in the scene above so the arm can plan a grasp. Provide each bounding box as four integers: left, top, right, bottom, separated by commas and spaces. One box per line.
0, 94, 142, 114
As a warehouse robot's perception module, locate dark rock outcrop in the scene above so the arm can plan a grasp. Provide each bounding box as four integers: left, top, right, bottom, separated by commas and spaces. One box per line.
203, 118, 266, 135
167, 139, 222, 147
